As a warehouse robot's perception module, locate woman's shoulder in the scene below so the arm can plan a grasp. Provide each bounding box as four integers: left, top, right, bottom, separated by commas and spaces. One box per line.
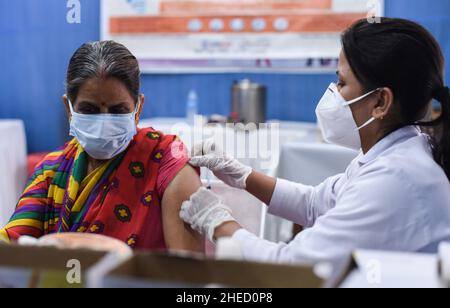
134, 127, 183, 150
346, 138, 450, 209
127, 127, 190, 168
131, 127, 196, 196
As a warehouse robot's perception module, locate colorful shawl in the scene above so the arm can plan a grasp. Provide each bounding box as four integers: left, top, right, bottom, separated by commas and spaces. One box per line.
0, 128, 178, 250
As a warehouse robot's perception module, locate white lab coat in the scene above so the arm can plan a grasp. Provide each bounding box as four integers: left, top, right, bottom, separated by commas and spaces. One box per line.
232, 126, 450, 264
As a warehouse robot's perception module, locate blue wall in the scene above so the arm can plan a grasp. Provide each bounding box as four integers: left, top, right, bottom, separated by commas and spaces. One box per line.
0, 0, 100, 152
1, 0, 450, 153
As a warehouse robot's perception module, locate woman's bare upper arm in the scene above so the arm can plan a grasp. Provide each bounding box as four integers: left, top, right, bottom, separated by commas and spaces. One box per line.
161, 164, 204, 253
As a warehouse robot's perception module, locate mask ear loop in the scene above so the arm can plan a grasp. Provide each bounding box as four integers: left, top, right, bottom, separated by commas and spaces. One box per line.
356, 117, 377, 131
133, 101, 141, 115
67, 99, 76, 123
347, 88, 382, 131
133, 100, 142, 125
343, 88, 382, 106
68, 99, 75, 113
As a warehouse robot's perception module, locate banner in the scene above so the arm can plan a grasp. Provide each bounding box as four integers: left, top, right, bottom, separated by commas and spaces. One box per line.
101, 0, 384, 73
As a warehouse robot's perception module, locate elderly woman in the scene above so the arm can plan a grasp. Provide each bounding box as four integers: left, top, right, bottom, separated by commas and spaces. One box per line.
0, 41, 204, 252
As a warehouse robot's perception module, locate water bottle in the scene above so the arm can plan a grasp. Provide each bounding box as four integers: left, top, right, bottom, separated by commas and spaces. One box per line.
186, 90, 198, 125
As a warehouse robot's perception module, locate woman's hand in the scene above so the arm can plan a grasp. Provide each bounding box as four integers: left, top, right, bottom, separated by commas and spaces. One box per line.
189, 139, 253, 189
180, 187, 239, 242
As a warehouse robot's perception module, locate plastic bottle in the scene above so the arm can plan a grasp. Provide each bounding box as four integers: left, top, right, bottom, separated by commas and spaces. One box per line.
186, 90, 199, 125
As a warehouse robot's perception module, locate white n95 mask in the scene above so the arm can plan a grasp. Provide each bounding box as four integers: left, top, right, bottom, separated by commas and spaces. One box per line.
315, 83, 380, 150
68, 101, 139, 160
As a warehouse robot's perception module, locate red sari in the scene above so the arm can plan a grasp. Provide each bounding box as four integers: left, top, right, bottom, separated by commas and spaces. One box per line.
1, 128, 191, 250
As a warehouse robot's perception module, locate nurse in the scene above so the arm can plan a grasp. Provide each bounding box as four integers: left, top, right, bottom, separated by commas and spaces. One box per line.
179, 18, 450, 263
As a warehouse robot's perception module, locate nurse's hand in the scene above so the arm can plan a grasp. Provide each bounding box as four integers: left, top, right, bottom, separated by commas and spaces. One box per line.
180, 187, 237, 242
190, 139, 253, 189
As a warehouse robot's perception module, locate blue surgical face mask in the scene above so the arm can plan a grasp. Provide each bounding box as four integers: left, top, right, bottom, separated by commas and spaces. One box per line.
68, 100, 139, 160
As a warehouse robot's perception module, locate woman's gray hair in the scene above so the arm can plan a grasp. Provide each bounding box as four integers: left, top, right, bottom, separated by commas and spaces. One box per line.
66, 40, 140, 104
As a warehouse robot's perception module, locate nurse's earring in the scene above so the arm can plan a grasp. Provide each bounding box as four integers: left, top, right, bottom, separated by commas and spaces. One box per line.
373, 112, 385, 122
374, 88, 394, 121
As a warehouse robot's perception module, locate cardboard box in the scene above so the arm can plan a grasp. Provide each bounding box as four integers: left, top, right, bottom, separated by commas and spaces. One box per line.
97, 251, 326, 288
0, 243, 110, 288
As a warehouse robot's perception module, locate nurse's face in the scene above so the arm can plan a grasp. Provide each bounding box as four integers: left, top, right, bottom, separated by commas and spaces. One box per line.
62, 77, 144, 122
336, 50, 381, 129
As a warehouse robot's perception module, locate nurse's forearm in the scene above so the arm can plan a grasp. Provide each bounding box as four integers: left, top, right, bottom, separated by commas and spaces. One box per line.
214, 221, 242, 241
245, 171, 277, 205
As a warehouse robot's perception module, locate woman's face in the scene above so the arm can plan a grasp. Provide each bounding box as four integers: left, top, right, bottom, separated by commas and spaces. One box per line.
63, 77, 144, 121
336, 50, 381, 129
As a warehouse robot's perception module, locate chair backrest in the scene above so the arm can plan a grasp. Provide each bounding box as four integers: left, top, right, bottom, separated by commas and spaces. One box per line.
0, 120, 27, 227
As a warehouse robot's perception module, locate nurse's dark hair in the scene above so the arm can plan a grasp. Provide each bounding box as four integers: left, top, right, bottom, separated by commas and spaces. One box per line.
66, 40, 140, 103
342, 18, 450, 180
